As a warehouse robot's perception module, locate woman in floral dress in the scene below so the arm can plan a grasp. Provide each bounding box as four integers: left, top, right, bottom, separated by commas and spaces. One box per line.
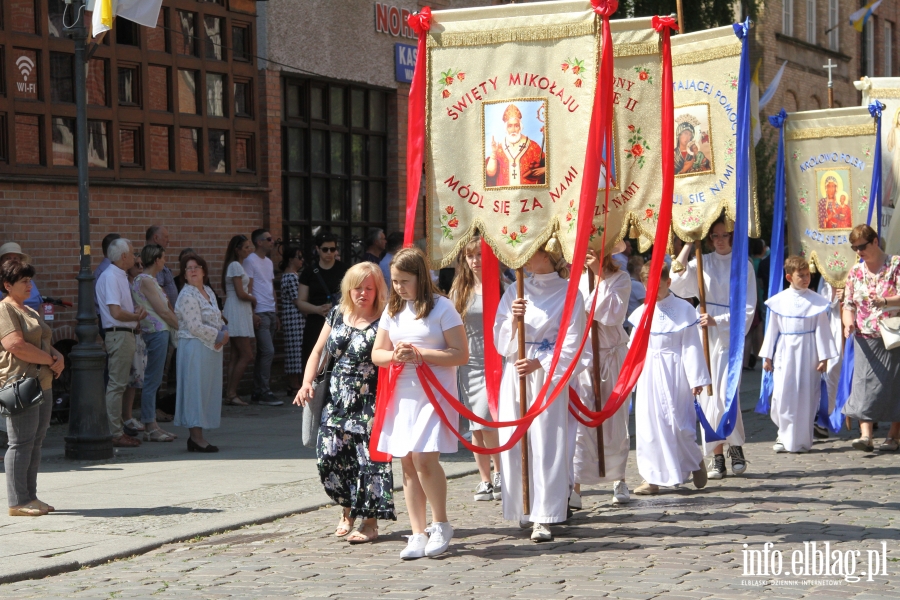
294, 261, 395, 543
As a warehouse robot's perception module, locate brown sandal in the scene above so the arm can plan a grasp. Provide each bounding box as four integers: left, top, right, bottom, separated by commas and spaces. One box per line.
223, 395, 249, 406
347, 525, 378, 544
9, 502, 44, 517
335, 513, 355, 537
34, 499, 55, 513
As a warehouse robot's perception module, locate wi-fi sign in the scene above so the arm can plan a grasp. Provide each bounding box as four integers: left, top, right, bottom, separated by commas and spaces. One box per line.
16, 56, 35, 81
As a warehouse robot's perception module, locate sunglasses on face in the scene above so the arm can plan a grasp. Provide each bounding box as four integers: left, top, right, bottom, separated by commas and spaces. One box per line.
851, 241, 871, 252
320, 247, 337, 253
263, 237, 273, 242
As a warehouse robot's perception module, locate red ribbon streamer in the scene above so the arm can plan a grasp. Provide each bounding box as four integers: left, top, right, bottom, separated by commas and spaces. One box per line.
480, 239, 502, 420
403, 7, 432, 248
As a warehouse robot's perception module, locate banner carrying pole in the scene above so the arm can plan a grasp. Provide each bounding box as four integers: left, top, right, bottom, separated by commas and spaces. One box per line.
516, 267, 530, 515
587, 270, 606, 478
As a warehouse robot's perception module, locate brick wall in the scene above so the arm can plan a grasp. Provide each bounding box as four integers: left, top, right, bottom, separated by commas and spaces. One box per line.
258, 67, 283, 256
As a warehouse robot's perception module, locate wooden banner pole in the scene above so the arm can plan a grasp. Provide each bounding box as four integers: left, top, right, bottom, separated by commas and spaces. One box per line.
587, 269, 606, 478
516, 268, 531, 515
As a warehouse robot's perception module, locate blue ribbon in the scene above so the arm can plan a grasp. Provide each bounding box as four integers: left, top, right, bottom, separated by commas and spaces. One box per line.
526, 338, 555, 352
756, 109, 788, 416
867, 100, 885, 231
695, 19, 752, 443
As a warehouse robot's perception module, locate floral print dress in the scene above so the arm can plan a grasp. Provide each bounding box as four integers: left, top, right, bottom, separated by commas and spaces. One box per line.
317, 308, 395, 521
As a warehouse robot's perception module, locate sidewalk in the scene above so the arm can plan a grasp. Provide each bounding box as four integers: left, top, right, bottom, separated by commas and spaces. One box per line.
0, 399, 478, 584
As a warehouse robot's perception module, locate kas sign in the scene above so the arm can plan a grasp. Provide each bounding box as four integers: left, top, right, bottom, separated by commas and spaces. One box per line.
395, 43, 417, 84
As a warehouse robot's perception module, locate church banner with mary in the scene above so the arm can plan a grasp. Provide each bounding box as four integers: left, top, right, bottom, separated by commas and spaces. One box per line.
784, 107, 877, 286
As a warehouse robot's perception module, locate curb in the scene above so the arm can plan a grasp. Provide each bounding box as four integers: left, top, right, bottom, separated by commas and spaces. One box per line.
0, 465, 478, 585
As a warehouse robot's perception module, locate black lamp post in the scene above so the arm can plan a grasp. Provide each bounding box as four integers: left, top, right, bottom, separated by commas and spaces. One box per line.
64, 0, 113, 460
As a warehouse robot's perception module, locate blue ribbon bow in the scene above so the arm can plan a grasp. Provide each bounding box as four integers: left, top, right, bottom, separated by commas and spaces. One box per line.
526, 338, 555, 353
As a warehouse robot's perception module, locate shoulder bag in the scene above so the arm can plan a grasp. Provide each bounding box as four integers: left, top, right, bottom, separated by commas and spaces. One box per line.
0, 375, 44, 417
302, 349, 334, 448
881, 311, 900, 351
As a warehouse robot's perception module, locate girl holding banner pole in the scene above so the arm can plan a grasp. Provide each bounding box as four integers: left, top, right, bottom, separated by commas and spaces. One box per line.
371, 247, 468, 560
495, 235, 586, 542
670, 215, 757, 479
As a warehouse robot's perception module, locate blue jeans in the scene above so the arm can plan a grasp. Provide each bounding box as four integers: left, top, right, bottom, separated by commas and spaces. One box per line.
141, 330, 170, 424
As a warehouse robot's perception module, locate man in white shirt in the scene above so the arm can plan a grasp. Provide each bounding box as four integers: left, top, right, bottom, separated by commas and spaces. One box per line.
244, 229, 282, 406
96, 238, 147, 447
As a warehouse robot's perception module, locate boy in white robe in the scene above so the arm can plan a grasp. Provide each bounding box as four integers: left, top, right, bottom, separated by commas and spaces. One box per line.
760, 256, 839, 453
630, 263, 711, 495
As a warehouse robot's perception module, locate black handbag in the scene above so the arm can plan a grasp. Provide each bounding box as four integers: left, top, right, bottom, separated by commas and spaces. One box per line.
0, 375, 44, 417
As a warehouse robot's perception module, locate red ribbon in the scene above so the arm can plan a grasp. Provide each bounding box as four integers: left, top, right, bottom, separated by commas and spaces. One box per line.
591, 0, 619, 17
403, 8, 432, 248
480, 239, 502, 420
651, 15, 678, 33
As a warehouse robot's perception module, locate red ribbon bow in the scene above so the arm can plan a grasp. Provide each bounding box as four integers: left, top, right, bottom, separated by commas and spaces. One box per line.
590, 0, 618, 17
652, 15, 678, 33
409, 7, 432, 35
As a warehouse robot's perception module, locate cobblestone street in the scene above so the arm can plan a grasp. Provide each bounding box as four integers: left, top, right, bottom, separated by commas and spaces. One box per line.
3, 396, 899, 599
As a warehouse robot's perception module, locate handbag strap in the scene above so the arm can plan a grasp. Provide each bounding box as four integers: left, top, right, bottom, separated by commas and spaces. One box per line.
316, 312, 368, 376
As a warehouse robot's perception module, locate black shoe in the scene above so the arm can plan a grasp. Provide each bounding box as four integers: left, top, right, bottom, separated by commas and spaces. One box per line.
252, 392, 284, 407
707, 454, 727, 480
813, 424, 830, 439
187, 438, 219, 453
729, 446, 747, 476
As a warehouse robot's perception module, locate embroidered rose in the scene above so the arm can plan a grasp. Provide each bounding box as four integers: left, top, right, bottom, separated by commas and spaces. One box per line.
639, 71, 648, 81
445, 205, 454, 214
574, 79, 583, 88
645, 208, 654, 219
457, 72, 465, 81
448, 217, 459, 228
445, 76, 454, 85
631, 144, 644, 157
501, 226, 508, 234
520, 225, 528, 233
628, 124, 635, 132
510, 232, 518, 241
561, 63, 569, 71
572, 65, 581, 75
442, 89, 450, 98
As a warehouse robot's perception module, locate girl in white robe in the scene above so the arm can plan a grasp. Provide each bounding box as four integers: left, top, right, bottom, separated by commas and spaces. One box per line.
816, 276, 844, 416
760, 257, 839, 453
669, 218, 757, 478
570, 248, 632, 507
495, 236, 586, 542
630, 263, 711, 493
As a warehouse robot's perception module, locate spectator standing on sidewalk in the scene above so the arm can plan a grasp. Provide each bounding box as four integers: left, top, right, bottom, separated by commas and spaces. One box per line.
0, 243, 43, 313
363, 228, 386, 264
96, 238, 147, 448
222, 235, 257, 407
379, 232, 404, 288
279, 246, 306, 397
93, 234, 121, 322
146, 225, 177, 310
244, 229, 282, 406
297, 233, 347, 372
121, 257, 147, 437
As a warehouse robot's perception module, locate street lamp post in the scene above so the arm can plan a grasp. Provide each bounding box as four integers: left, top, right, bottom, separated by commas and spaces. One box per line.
64, 0, 113, 460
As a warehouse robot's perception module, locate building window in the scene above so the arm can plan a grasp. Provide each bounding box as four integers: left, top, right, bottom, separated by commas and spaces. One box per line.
49, 53, 74, 104
232, 25, 250, 61
208, 129, 227, 173
15, 115, 42, 165
118, 65, 139, 106
205, 16, 224, 60
88, 121, 109, 168
177, 11, 197, 56
206, 73, 225, 117
147, 8, 168, 52
828, 0, 838, 50
115, 17, 139, 46
783, 0, 794, 37
806, 0, 816, 44
48, 0, 66, 38
51, 117, 75, 167
234, 80, 251, 116
14, 48, 40, 101
282, 78, 389, 261
119, 125, 141, 167
10, 0, 36, 34
179, 127, 200, 172
148, 66, 169, 111
150, 125, 171, 171
87, 58, 107, 106
236, 134, 254, 172
886, 21, 894, 77
866, 19, 875, 77
178, 69, 199, 114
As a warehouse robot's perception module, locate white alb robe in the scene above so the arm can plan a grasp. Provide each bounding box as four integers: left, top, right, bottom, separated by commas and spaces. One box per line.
496, 272, 586, 524
816, 278, 843, 413
629, 294, 711, 486
759, 287, 839, 453
572, 269, 631, 485
669, 251, 757, 454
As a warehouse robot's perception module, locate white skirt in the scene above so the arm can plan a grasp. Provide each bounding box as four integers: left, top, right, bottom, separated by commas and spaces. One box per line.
223, 295, 254, 338
376, 366, 459, 457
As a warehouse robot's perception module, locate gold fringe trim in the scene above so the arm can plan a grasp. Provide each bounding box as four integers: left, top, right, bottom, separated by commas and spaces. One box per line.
806, 250, 849, 288
869, 88, 900, 99
785, 123, 876, 141
672, 43, 741, 67
427, 20, 596, 48
613, 41, 660, 58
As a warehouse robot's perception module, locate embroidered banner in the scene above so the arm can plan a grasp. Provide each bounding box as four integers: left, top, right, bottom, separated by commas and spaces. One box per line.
783, 106, 877, 286
424, 2, 661, 267
856, 77, 900, 254
669, 25, 760, 244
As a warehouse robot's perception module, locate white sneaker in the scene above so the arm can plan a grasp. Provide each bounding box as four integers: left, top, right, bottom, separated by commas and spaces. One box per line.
400, 533, 428, 560
531, 523, 552, 542
492, 472, 502, 500
612, 480, 630, 504
773, 440, 786, 453
423, 522, 453, 557
568, 490, 582, 509
473, 481, 493, 501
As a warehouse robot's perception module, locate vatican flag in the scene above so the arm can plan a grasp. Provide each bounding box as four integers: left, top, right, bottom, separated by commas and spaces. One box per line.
89, 0, 164, 38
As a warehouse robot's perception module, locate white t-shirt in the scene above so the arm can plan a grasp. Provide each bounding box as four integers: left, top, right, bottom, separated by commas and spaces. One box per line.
243, 253, 275, 313
96, 264, 135, 328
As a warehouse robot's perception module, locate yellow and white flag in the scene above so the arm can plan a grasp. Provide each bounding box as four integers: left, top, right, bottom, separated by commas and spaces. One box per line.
89, 0, 164, 38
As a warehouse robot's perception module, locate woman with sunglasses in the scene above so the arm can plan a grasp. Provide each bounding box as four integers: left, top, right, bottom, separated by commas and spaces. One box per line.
842, 224, 900, 452
297, 233, 347, 371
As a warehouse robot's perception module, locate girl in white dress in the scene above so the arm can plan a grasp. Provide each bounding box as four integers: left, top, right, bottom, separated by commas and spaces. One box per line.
570, 247, 632, 509
495, 236, 586, 542
630, 263, 711, 495
222, 235, 257, 406
449, 236, 502, 502
760, 256, 838, 453
669, 216, 757, 479
371, 247, 468, 560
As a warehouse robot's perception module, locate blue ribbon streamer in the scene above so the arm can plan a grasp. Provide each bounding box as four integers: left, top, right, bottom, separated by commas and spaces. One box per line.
695, 19, 752, 443
756, 109, 788, 416
825, 101, 883, 431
